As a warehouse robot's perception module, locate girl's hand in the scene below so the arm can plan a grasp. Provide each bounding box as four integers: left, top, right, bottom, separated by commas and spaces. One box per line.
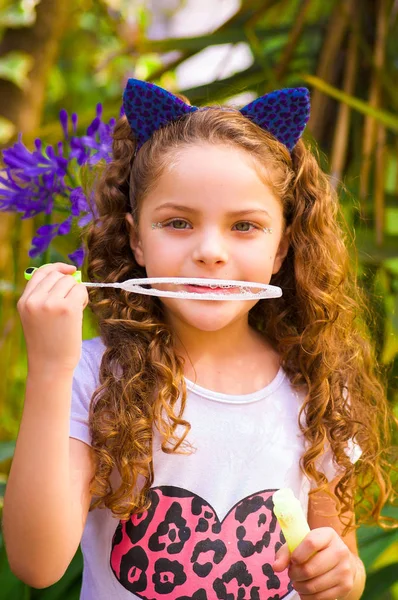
273, 527, 357, 599
17, 263, 89, 375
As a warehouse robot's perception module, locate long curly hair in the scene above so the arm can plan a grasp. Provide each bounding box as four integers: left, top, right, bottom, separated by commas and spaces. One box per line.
85, 102, 397, 535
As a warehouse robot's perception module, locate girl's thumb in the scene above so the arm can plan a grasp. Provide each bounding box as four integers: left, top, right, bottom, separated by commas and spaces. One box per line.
273, 543, 291, 572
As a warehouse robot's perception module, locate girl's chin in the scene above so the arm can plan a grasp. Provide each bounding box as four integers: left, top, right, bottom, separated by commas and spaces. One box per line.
163, 299, 255, 332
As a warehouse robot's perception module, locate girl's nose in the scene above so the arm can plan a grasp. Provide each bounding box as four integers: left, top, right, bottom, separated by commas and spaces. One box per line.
192, 230, 229, 265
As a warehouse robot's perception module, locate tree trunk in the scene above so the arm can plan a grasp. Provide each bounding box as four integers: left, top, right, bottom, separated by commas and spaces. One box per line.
0, 0, 69, 134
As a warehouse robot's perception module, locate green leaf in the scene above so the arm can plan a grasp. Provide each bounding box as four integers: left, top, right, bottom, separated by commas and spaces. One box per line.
30, 548, 83, 600
357, 505, 398, 569
362, 563, 398, 600
0, 542, 31, 599
384, 258, 398, 276
386, 209, 398, 236
300, 74, 398, 132
0, 51, 34, 89
0, 116, 15, 144
0, 441, 15, 462
137, 23, 321, 53
358, 527, 398, 570
355, 230, 398, 265
0, 0, 37, 28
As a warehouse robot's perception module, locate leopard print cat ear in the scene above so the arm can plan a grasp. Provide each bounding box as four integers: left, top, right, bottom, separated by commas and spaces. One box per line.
122, 78, 310, 153
240, 87, 310, 152
123, 78, 197, 151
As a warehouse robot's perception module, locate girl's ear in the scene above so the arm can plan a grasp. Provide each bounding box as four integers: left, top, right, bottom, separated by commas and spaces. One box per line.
125, 213, 145, 267
272, 226, 291, 274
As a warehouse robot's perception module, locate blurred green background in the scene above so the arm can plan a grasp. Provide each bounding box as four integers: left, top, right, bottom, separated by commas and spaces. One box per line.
0, 0, 398, 598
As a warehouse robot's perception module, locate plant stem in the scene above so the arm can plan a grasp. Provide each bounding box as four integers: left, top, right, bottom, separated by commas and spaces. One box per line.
42, 211, 52, 265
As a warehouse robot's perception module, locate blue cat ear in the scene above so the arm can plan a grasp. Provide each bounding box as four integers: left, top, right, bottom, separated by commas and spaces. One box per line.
122, 78, 197, 150
240, 88, 310, 152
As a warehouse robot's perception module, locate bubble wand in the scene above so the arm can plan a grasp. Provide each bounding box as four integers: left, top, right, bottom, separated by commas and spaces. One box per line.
273, 488, 310, 553
24, 267, 282, 301
273, 489, 338, 600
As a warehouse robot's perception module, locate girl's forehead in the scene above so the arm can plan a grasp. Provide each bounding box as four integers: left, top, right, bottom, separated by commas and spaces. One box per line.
140, 177, 282, 225
167, 142, 259, 171
149, 143, 278, 201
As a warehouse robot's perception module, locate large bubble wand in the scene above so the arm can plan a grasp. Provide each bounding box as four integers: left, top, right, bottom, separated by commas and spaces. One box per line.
24, 268, 282, 301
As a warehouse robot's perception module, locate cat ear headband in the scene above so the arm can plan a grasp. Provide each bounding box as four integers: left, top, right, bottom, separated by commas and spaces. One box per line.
122, 78, 310, 153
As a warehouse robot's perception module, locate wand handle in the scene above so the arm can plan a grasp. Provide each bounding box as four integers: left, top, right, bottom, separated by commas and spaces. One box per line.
24, 266, 82, 283
273, 488, 310, 552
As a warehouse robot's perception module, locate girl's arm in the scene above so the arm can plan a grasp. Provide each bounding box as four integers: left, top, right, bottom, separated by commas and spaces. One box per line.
3, 374, 95, 588
2, 263, 92, 588
307, 476, 366, 599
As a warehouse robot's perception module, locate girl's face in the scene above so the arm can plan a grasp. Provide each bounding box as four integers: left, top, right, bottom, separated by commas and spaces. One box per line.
126, 143, 290, 334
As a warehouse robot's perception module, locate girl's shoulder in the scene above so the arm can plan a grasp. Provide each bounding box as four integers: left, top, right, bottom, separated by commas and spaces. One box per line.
73, 337, 106, 385
70, 338, 105, 444
81, 336, 106, 366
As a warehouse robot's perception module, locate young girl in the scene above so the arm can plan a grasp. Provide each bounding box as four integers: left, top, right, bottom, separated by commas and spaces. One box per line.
4, 79, 397, 600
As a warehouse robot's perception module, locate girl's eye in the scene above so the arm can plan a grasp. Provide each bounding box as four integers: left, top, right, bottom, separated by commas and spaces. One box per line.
165, 219, 192, 230
162, 220, 260, 231
233, 221, 258, 232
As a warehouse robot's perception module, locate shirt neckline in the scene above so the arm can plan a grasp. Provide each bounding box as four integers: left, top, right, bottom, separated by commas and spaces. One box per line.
184, 365, 286, 404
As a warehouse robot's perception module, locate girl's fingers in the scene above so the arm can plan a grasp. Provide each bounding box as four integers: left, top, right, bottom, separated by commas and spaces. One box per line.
291, 564, 337, 595
65, 282, 89, 308
292, 584, 344, 600
48, 275, 88, 303
43, 275, 84, 300
22, 263, 76, 297
289, 548, 340, 583
23, 271, 66, 301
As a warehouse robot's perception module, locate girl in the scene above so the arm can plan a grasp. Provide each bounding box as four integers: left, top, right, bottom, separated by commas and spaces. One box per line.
4, 79, 397, 600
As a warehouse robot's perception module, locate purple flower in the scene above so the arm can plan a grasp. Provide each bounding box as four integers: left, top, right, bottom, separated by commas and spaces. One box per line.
70, 186, 89, 215
0, 103, 116, 265
29, 224, 60, 258
2, 136, 68, 178
70, 187, 97, 226
59, 109, 69, 139
68, 246, 85, 267
58, 216, 72, 235
70, 104, 115, 166
0, 167, 66, 218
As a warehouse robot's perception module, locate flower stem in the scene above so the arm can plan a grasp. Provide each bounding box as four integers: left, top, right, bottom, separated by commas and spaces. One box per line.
65, 167, 78, 189
42, 211, 52, 265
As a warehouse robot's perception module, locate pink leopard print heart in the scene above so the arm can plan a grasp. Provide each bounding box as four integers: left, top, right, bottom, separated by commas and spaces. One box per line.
110, 487, 293, 599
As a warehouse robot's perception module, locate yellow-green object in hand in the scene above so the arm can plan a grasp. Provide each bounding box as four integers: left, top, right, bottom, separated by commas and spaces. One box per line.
273, 488, 310, 552
24, 265, 82, 283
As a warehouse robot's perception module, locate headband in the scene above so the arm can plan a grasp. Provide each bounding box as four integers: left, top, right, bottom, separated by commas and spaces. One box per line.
122, 78, 310, 153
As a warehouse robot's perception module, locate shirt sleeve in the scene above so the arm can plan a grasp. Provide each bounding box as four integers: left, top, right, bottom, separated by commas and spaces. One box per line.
307, 385, 363, 484
69, 338, 103, 446
315, 437, 363, 483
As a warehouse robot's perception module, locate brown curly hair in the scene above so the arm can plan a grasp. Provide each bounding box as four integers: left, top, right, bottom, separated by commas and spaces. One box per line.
84, 102, 397, 536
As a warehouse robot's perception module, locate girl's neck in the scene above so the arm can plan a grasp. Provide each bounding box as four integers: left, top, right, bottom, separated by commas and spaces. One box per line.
172, 316, 250, 360
168, 315, 280, 394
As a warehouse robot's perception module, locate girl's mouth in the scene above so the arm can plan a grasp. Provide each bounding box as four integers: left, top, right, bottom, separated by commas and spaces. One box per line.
182, 284, 239, 294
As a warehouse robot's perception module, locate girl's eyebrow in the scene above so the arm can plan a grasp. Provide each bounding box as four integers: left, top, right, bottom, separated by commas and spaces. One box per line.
154, 202, 271, 219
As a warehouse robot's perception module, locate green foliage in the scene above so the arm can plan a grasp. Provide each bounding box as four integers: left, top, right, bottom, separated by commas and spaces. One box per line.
0, 51, 33, 88
0, 0, 38, 30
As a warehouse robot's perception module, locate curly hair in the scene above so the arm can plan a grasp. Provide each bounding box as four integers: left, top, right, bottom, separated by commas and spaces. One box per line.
84, 102, 397, 536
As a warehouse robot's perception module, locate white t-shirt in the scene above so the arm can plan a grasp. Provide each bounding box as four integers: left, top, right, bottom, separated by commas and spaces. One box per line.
70, 337, 362, 600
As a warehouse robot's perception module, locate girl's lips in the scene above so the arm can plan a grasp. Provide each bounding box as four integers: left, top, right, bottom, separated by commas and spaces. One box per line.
182, 284, 239, 294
